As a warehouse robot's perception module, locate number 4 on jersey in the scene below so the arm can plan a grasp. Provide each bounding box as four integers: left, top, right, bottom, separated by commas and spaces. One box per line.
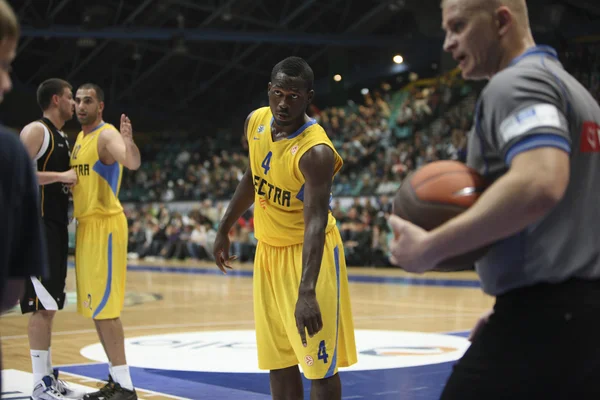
261, 151, 273, 175
318, 340, 329, 364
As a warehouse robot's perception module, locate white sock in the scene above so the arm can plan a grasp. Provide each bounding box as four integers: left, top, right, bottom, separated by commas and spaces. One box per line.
31, 350, 49, 384
47, 347, 54, 375
108, 362, 114, 378
111, 365, 133, 391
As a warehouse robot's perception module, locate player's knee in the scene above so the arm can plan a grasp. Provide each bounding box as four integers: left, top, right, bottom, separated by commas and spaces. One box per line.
310, 372, 339, 383
269, 365, 303, 399
270, 365, 300, 377
93, 316, 120, 323
33, 309, 56, 319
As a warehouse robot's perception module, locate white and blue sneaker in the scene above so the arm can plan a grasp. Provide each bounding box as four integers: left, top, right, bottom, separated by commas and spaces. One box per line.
53, 369, 86, 399
32, 376, 66, 400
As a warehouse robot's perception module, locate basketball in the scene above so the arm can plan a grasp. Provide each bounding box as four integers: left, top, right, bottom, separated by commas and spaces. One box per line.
392, 160, 489, 271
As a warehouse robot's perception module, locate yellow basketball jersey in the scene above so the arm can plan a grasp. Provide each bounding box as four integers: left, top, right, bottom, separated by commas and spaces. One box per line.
248, 107, 343, 247
70, 122, 124, 220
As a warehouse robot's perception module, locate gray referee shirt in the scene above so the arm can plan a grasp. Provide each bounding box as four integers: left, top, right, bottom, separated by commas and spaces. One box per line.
466, 45, 600, 296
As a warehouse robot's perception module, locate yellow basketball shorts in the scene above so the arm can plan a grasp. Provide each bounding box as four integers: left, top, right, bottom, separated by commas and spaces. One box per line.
75, 213, 128, 320
253, 227, 357, 380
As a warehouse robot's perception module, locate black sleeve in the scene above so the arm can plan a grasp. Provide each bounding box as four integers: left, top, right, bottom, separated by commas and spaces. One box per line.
9, 140, 48, 279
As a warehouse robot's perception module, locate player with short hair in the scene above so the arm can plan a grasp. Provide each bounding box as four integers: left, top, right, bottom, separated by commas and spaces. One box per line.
71, 83, 141, 400
19, 77, 82, 399
388, 0, 600, 398
213, 56, 357, 399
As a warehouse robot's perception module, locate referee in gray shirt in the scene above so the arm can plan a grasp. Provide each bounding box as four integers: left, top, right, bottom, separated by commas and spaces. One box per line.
388, 0, 600, 398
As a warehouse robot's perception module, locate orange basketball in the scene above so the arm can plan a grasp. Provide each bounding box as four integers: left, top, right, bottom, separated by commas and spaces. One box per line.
392, 160, 489, 271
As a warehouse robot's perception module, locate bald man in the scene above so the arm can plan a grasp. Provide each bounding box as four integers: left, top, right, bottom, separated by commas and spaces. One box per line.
387, 0, 600, 398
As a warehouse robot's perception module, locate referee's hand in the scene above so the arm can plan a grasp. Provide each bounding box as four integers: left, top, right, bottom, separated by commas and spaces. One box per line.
468, 309, 493, 342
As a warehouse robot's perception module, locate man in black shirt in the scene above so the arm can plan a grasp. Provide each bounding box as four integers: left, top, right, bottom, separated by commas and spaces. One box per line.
0, 0, 48, 395
19, 78, 81, 399
0, 127, 49, 396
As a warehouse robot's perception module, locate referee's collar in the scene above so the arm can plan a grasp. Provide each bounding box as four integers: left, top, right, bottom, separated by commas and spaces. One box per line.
509, 45, 558, 66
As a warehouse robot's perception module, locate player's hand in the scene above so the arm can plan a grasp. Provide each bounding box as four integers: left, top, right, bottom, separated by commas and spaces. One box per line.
387, 214, 438, 274
295, 291, 323, 347
60, 169, 78, 185
468, 309, 493, 342
120, 114, 133, 142
213, 231, 236, 274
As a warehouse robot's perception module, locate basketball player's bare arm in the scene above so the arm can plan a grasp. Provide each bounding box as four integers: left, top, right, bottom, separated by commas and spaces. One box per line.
388, 147, 569, 273
295, 144, 335, 347
214, 111, 256, 273
19, 123, 77, 185
101, 114, 141, 170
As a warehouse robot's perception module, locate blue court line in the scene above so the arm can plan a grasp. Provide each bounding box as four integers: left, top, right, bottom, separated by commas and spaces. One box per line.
58, 363, 272, 400
67, 262, 481, 288
59, 362, 456, 400
446, 330, 471, 338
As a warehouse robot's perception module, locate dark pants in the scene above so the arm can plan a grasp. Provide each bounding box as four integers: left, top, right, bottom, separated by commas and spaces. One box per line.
441, 278, 600, 400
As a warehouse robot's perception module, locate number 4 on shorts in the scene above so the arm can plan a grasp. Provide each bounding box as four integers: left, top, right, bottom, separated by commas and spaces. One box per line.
318, 340, 329, 364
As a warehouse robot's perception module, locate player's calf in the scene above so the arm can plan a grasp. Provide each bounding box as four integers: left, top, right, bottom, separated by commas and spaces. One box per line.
29, 310, 56, 348
29, 310, 58, 390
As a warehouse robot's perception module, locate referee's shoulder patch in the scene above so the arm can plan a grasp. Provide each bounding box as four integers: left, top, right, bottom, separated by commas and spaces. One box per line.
499, 103, 563, 142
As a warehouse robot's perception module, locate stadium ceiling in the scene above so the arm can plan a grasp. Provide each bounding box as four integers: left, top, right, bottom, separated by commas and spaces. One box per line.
6, 0, 600, 132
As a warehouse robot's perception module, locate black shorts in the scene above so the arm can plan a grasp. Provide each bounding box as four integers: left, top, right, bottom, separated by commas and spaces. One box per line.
440, 278, 600, 400
20, 219, 68, 313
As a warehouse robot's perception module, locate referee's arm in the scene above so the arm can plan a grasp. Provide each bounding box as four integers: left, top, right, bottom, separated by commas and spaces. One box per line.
426, 73, 571, 265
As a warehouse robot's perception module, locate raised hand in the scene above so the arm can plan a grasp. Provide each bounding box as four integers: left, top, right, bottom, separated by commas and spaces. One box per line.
120, 113, 133, 141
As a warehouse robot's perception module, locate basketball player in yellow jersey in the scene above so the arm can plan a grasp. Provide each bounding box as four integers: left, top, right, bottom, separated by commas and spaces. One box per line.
213, 56, 357, 399
71, 83, 140, 400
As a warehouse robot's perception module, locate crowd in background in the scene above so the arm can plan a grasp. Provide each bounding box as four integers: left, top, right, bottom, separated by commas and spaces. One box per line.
118, 70, 473, 204
121, 68, 475, 267
560, 42, 600, 102
119, 42, 599, 267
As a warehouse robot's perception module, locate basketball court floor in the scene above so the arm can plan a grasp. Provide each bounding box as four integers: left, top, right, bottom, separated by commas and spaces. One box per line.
1, 258, 493, 399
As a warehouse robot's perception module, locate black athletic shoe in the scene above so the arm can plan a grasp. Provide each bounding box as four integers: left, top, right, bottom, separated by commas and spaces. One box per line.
82, 375, 115, 400
82, 376, 137, 400
103, 383, 136, 400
